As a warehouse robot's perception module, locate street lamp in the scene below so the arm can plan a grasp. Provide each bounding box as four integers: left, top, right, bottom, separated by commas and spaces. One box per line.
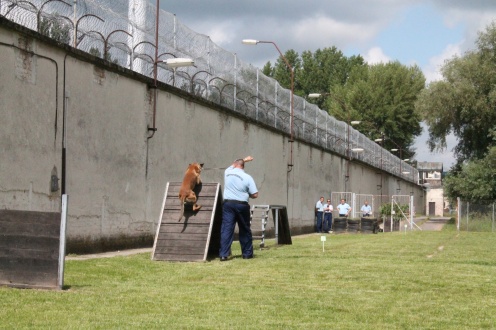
150, 57, 194, 135
161, 58, 194, 67
149, 0, 194, 136
374, 134, 385, 204
243, 39, 294, 169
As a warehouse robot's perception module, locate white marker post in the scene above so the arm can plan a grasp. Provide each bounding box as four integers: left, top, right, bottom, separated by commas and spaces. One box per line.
321, 235, 326, 252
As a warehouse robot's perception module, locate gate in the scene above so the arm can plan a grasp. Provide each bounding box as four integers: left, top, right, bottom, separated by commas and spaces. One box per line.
389, 195, 421, 232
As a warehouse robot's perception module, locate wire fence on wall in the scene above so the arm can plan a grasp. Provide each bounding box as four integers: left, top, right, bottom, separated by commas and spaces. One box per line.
1, 0, 418, 183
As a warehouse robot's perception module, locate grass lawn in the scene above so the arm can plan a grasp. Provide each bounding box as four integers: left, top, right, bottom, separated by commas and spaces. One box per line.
1, 224, 496, 329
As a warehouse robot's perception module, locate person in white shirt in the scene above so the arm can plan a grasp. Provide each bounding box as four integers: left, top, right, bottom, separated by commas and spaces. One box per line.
361, 201, 372, 217
315, 197, 325, 232
337, 199, 351, 217
323, 199, 333, 232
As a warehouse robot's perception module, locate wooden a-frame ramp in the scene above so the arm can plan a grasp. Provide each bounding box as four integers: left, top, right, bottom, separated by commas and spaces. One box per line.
152, 182, 223, 262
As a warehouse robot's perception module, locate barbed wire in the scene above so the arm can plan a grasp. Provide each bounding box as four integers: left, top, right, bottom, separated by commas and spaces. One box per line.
1, 0, 418, 183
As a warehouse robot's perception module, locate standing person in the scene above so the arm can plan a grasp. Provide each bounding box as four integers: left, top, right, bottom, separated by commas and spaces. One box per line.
337, 199, 351, 217
361, 201, 372, 217
323, 199, 333, 232
219, 156, 258, 261
315, 196, 325, 232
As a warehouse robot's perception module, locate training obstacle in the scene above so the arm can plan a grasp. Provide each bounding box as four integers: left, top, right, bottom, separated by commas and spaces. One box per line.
0, 195, 67, 289
152, 182, 223, 262
250, 205, 292, 248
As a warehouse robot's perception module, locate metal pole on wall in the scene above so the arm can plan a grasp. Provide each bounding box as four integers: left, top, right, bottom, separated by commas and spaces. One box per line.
241, 39, 294, 170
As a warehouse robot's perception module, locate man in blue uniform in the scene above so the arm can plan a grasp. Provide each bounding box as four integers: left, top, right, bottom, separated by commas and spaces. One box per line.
315, 196, 325, 232
337, 199, 352, 217
361, 201, 372, 217
219, 156, 258, 261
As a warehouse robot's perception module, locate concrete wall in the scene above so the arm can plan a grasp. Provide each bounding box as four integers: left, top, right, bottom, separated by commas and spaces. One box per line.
0, 18, 425, 252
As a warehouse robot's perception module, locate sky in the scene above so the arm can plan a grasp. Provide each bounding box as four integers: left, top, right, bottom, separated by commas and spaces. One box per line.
158, 0, 496, 170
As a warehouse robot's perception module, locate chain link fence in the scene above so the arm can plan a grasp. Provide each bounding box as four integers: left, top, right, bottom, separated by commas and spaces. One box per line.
1, 0, 418, 182
457, 199, 496, 232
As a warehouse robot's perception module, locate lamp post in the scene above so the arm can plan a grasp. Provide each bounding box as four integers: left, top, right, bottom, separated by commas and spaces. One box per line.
390, 146, 403, 178
374, 134, 385, 205
149, 57, 194, 136
150, 0, 194, 137
242, 39, 294, 169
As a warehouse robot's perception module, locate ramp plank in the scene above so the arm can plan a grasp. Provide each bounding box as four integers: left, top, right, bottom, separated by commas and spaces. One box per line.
152, 182, 223, 262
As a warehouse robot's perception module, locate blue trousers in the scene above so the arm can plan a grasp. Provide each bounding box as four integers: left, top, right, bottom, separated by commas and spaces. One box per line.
324, 212, 333, 231
220, 202, 253, 258
316, 211, 323, 232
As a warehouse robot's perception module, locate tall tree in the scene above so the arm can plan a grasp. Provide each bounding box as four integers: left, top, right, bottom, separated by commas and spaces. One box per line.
272, 49, 301, 94
415, 21, 496, 165
443, 135, 496, 201
328, 61, 425, 157
261, 47, 424, 157
262, 61, 274, 77
299, 47, 365, 108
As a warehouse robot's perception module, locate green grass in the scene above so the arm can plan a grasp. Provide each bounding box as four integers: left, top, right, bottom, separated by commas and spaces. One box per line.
459, 214, 495, 232
2, 226, 496, 329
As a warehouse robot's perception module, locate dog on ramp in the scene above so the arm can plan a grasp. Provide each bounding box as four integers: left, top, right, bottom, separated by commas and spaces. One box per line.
178, 162, 203, 221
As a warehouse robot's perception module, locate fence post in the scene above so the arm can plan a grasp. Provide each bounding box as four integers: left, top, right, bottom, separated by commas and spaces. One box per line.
390, 196, 394, 232
457, 197, 460, 231
410, 195, 414, 231
466, 201, 469, 232
351, 193, 356, 218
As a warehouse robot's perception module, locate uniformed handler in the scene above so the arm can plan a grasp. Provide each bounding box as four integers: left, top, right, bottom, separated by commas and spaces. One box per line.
219, 156, 258, 261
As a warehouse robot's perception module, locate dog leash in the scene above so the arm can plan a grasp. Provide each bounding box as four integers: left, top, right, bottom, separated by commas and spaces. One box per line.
202, 167, 227, 171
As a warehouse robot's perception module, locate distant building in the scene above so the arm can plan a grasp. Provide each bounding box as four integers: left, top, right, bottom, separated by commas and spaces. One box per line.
417, 162, 444, 216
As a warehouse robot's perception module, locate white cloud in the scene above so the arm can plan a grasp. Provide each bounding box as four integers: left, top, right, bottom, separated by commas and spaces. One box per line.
292, 15, 376, 50
414, 122, 457, 170
422, 42, 462, 83
363, 47, 391, 64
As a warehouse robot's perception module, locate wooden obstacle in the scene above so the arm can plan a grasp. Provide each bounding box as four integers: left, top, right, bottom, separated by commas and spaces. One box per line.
251, 205, 292, 248
0, 202, 67, 289
152, 182, 223, 262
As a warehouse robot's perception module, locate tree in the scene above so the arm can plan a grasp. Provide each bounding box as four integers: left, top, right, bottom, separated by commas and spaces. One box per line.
415, 21, 496, 165
327, 61, 425, 157
263, 47, 366, 103
299, 47, 365, 107
261, 48, 424, 157
39, 14, 71, 44
262, 61, 274, 77
443, 141, 496, 201
272, 49, 301, 94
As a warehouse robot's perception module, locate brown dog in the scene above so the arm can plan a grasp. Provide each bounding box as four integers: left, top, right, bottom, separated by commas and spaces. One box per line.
178, 162, 203, 221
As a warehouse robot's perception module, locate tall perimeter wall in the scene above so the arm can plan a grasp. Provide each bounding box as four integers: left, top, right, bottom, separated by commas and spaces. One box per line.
0, 18, 425, 253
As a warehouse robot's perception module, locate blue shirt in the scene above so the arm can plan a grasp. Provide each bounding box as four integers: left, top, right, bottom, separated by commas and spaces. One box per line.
337, 203, 351, 215
361, 204, 372, 215
223, 166, 258, 202
316, 200, 324, 212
